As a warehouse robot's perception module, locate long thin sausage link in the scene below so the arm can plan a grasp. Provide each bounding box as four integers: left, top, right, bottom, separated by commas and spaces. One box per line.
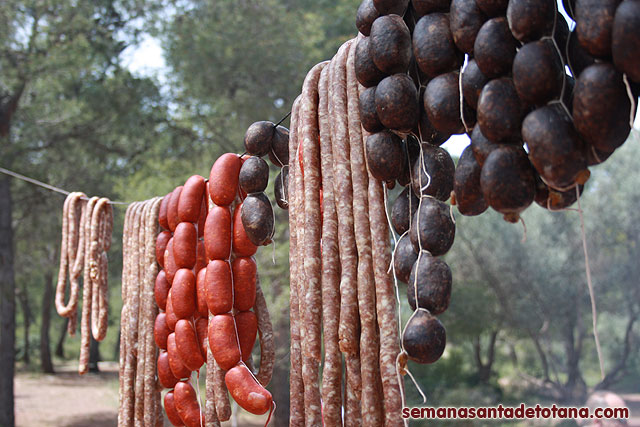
134, 199, 151, 426
329, 38, 363, 426
79, 196, 100, 375
318, 62, 343, 427
330, 39, 360, 357
90, 197, 111, 341
56, 192, 85, 318
367, 154, 404, 426
122, 201, 143, 422
143, 198, 162, 427
299, 59, 328, 427
119, 202, 136, 426
287, 95, 305, 427
346, 39, 384, 427
254, 277, 275, 387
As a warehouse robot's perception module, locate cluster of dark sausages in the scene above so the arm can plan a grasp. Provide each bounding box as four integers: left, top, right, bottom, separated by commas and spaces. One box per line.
352, 0, 639, 374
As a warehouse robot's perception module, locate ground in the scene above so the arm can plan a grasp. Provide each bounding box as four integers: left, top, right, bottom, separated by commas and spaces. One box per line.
14, 363, 640, 426
15, 362, 264, 427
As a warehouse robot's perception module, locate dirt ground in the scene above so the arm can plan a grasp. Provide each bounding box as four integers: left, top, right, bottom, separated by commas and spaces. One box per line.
14, 363, 640, 426
14, 362, 265, 427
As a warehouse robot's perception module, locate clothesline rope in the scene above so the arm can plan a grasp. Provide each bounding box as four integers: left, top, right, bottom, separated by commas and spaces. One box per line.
0, 166, 131, 206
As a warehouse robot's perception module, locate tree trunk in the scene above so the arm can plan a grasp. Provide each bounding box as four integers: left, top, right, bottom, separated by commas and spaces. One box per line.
55, 317, 68, 359
473, 330, 499, 383
0, 174, 16, 427
89, 336, 100, 373
18, 285, 31, 366
40, 271, 54, 374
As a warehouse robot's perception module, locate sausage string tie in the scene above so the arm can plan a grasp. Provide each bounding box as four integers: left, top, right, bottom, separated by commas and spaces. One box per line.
542, 7, 573, 120
458, 55, 471, 134
622, 74, 637, 129
576, 185, 605, 380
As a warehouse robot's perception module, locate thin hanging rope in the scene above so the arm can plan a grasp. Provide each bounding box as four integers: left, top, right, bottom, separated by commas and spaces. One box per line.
576, 185, 605, 380
0, 166, 130, 206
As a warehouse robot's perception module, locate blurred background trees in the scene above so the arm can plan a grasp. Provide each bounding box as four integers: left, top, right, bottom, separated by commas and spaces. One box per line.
0, 0, 638, 425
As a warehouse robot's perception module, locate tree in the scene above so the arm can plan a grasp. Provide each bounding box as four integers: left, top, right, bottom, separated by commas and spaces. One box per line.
0, 1, 167, 423
436, 132, 640, 404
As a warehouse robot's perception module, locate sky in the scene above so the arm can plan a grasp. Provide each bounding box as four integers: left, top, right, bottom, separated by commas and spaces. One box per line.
121, 33, 639, 159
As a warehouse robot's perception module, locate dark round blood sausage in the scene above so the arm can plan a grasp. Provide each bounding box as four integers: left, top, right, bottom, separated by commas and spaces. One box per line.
235, 311, 258, 361
157, 351, 179, 389
195, 240, 207, 273
195, 268, 208, 318
178, 175, 206, 223
154, 312, 170, 350
208, 314, 242, 371
166, 289, 177, 331
156, 231, 171, 268
209, 153, 242, 206
175, 319, 205, 371
195, 317, 208, 358
167, 333, 192, 379
164, 390, 185, 427
174, 381, 205, 427
225, 364, 273, 415
231, 257, 257, 312
232, 204, 258, 257
167, 186, 183, 232
204, 205, 232, 261
158, 192, 171, 231
164, 238, 178, 285
154, 270, 170, 311
173, 222, 197, 269
171, 269, 196, 320
205, 260, 233, 315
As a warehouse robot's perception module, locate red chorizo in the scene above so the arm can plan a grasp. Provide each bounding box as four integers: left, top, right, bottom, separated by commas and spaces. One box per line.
209, 153, 242, 206
156, 231, 171, 268
235, 311, 258, 361
174, 381, 204, 427
166, 289, 177, 331
205, 260, 233, 315
154, 270, 169, 311
208, 314, 241, 371
225, 364, 273, 415
232, 204, 257, 257
173, 222, 197, 269
158, 193, 171, 231
167, 186, 183, 232
157, 351, 179, 389
171, 268, 196, 319
231, 257, 256, 312
204, 205, 232, 261
164, 238, 178, 285
195, 240, 207, 273
195, 317, 208, 358
178, 175, 206, 223
195, 267, 208, 318
164, 391, 185, 427
167, 333, 192, 379
175, 319, 205, 371
198, 193, 208, 239
154, 312, 170, 350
